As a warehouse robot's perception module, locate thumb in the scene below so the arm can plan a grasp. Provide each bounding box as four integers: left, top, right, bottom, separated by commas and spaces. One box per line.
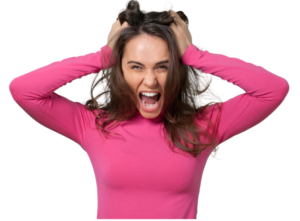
121, 21, 130, 28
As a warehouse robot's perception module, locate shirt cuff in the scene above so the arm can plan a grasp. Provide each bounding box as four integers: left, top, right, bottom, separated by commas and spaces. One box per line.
181, 44, 205, 66
100, 45, 117, 67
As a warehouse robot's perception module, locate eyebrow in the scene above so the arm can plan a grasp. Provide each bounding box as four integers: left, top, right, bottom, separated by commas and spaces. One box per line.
127, 60, 169, 66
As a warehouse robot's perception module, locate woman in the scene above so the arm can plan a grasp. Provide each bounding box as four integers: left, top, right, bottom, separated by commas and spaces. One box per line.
9, 0, 289, 219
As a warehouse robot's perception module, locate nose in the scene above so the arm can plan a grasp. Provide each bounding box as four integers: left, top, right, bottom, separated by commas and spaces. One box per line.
142, 70, 158, 87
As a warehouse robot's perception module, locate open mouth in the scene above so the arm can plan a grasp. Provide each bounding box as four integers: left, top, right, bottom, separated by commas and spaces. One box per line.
139, 92, 161, 104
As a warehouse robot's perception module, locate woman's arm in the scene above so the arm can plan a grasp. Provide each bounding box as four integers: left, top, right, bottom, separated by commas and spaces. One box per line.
182, 44, 289, 145
9, 45, 113, 150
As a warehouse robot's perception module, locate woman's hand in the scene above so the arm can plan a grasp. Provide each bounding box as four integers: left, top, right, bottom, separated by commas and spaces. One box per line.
107, 19, 130, 49
169, 10, 192, 59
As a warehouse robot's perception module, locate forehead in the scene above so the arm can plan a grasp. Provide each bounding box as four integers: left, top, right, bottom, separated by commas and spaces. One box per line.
123, 34, 169, 63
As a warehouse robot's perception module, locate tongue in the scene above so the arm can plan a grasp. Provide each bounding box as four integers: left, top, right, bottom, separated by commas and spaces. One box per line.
141, 94, 159, 104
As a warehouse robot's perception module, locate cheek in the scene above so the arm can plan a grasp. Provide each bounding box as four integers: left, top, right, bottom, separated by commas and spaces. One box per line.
123, 72, 141, 90
157, 75, 167, 91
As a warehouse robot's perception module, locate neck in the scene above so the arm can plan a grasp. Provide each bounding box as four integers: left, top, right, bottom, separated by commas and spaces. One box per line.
134, 108, 164, 122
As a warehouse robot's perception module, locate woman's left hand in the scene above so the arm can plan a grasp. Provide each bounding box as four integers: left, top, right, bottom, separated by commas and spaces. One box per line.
169, 10, 192, 59
107, 19, 130, 50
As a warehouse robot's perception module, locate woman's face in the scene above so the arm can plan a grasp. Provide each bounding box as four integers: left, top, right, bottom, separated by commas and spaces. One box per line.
121, 34, 169, 119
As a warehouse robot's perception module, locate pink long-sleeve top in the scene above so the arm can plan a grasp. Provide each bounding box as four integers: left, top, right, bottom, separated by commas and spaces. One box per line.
9, 44, 289, 219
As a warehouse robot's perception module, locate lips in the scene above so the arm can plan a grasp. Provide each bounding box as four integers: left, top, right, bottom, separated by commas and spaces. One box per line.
138, 92, 162, 112
139, 92, 161, 103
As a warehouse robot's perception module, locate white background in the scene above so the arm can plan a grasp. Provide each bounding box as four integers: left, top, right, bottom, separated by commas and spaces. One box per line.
1, 0, 298, 220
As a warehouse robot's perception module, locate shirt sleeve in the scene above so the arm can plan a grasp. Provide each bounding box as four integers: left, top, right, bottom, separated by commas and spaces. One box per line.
182, 44, 289, 146
9, 45, 114, 150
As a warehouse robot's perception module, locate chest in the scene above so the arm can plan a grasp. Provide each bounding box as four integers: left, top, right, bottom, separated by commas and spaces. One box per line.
84, 120, 209, 193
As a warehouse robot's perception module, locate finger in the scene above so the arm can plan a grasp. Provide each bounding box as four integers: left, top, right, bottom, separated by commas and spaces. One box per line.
170, 18, 178, 28
113, 19, 120, 27
173, 17, 185, 33
169, 12, 178, 26
122, 21, 130, 28
170, 10, 185, 27
169, 22, 179, 33
170, 17, 180, 30
174, 15, 185, 28
173, 16, 181, 28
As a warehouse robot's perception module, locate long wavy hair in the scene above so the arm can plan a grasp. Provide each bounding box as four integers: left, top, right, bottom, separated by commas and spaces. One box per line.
84, 0, 223, 158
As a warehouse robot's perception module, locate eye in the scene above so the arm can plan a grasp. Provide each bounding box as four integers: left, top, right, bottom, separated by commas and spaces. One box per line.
131, 65, 141, 69
131, 65, 168, 70
158, 65, 168, 70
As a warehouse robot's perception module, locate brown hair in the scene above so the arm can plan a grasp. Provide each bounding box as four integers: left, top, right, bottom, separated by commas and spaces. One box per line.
84, 0, 223, 158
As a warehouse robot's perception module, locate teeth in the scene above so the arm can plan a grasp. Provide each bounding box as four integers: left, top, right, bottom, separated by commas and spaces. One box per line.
141, 92, 159, 97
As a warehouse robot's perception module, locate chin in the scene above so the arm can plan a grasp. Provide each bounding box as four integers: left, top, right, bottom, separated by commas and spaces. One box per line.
139, 110, 159, 119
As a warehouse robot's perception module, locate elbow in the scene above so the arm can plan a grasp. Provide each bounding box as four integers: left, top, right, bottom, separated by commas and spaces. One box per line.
276, 78, 290, 101
281, 79, 289, 96
9, 78, 18, 101
9, 78, 23, 102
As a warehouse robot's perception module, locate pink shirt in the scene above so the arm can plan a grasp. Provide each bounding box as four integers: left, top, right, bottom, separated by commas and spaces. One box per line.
9, 44, 289, 219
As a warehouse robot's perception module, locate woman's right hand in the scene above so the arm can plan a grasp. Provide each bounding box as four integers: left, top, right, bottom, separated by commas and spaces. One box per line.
169, 10, 192, 59
107, 19, 130, 49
